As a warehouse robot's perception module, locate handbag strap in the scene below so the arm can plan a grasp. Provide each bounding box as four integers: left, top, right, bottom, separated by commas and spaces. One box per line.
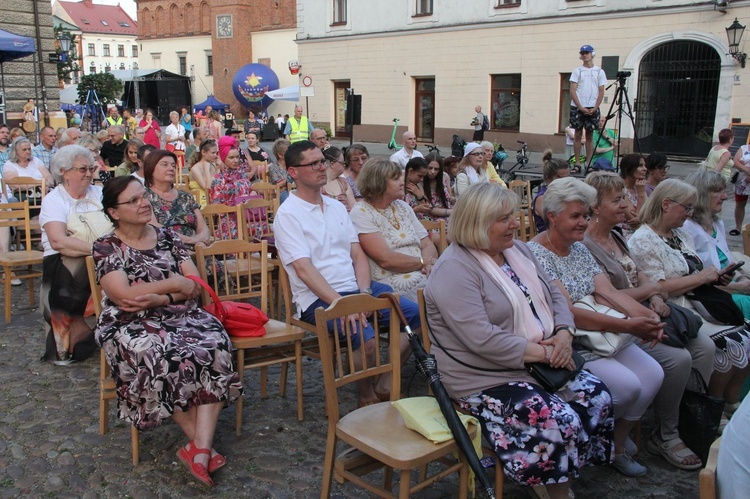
73, 197, 104, 211
689, 368, 710, 395
185, 274, 226, 322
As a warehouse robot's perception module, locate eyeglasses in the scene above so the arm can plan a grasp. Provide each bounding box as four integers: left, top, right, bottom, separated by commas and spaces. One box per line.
115, 193, 149, 207
469, 152, 485, 157
71, 165, 97, 173
669, 199, 694, 214
660, 165, 671, 171
293, 159, 327, 171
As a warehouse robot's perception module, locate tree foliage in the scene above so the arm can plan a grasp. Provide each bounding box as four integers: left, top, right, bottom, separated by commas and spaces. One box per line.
77, 72, 123, 105
53, 26, 81, 84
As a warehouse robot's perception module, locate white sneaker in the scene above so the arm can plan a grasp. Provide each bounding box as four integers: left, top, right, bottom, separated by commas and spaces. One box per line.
10, 278, 22, 286
612, 453, 647, 477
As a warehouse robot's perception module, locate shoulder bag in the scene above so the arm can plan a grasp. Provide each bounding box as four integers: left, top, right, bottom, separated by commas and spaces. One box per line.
686, 284, 745, 326
185, 275, 268, 337
572, 292, 634, 357
678, 369, 725, 464
66, 199, 114, 244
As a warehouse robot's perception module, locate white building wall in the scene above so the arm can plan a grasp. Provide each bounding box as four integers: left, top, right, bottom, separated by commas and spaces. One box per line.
81, 34, 139, 74
138, 36, 213, 105
296, 3, 750, 149
251, 29, 299, 117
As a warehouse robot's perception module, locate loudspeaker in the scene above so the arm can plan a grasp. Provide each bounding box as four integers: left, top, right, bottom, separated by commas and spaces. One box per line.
346, 94, 361, 126
601, 56, 620, 81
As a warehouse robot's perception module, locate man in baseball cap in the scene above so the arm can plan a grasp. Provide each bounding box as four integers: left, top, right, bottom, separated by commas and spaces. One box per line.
569, 44, 607, 172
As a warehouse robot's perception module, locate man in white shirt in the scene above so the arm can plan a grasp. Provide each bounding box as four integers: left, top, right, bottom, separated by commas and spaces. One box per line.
569, 44, 608, 172
389, 131, 423, 169
274, 140, 419, 407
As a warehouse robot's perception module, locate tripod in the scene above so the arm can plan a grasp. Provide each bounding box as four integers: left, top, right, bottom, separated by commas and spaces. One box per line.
584, 72, 640, 174
80, 89, 107, 134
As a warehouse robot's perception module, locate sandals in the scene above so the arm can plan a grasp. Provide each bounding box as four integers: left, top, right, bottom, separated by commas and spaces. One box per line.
646, 435, 702, 470
177, 441, 215, 487
570, 165, 582, 174
209, 450, 227, 473
729, 229, 741, 236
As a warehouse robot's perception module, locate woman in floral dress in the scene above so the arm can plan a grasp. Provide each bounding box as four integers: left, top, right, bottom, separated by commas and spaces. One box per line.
350, 157, 438, 302
144, 149, 211, 250
209, 136, 256, 239
96, 175, 242, 487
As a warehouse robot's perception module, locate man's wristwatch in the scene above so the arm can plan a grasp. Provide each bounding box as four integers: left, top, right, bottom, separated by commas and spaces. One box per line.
361, 287, 373, 295
554, 325, 576, 336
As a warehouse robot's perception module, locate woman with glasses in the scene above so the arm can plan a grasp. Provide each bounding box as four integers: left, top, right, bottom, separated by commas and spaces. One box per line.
2, 136, 54, 190
321, 146, 355, 211
95, 175, 242, 487
629, 178, 750, 428
145, 150, 211, 250
454, 143, 488, 198
39, 145, 108, 364
645, 153, 669, 196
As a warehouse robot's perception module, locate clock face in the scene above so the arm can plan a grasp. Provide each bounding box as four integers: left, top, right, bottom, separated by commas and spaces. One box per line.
217, 15, 233, 38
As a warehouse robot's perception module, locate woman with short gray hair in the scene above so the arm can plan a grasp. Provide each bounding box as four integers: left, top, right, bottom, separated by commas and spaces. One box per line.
529, 176, 665, 477
165, 110, 186, 152
40, 145, 108, 364
2, 136, 54, 188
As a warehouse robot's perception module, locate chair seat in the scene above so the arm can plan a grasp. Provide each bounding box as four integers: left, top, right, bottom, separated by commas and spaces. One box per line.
230, 322, 305, 348
336, 401, 471, 468
0, 250, 44, 265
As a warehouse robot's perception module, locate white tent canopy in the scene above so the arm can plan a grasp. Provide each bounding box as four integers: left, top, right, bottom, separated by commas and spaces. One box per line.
267, 85, 299, 102
59, 84, 79, 104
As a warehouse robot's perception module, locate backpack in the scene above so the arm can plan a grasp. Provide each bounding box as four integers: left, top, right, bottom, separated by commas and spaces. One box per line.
451, 135, 467, 158
482, 113, 490, 131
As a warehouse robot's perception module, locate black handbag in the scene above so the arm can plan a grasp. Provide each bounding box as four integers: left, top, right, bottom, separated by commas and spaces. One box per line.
643, 301, 703, 348
678, 369, 725, 464
526, 350, 586, 393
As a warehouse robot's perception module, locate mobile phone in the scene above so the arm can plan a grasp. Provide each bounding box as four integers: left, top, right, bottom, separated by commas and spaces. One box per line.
720, 261, 745, 276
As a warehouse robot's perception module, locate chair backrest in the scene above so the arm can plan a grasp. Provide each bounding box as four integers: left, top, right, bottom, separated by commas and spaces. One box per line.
0, 201, 34, 249
314, 293, 402, 421
251, 181, 281, 217
509, 179, 532, 207
85, 255, 103, 317
253, 160, 268, 182
2, 177, 46, 207
175, 183, 202, 206
419, 219, 448, 255
201, 203, 244, 241
416, 288, 432, 352
514, 210, 532, 243
195, 239, 268, 312
240, 197, 274, 242
699, 436, 722, 499
743, 223, 750, 257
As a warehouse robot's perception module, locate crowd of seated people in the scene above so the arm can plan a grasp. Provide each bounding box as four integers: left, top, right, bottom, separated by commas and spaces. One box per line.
8, 106, 750, 496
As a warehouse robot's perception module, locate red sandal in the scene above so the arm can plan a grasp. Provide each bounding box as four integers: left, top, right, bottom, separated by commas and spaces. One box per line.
177, 441, 214, 487
209, 450, 227, 473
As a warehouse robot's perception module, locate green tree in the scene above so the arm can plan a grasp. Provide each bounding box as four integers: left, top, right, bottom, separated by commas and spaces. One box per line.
53, 26, 81, 84
77, 72, 123, 105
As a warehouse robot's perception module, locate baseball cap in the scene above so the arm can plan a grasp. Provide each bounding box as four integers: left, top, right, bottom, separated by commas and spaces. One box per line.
580, 44, 595, 53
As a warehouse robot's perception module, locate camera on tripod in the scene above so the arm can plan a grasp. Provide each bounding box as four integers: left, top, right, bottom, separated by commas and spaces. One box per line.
616, 71, 632, 80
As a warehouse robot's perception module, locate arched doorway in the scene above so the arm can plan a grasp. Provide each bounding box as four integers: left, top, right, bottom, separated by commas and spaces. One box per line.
635, 41, 721, 157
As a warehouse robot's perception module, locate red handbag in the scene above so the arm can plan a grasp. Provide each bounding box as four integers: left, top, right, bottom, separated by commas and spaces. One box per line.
185, 275, 268, 337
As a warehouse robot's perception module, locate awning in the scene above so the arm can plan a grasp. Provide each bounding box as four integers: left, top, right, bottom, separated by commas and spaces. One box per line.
267, 85, 299, 102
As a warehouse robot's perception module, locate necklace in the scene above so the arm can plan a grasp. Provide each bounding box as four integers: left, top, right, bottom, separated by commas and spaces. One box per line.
590, 233, 617, 258
376, 204, 401, 231
546, 231, 567, 256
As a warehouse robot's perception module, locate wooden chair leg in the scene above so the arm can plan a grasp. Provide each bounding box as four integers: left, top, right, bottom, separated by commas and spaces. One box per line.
495, 460, 504, 497
131, 425, 140, 465
260, 366, 268, 398
279, 363, 288, 397
235, 348, 245, 436
27, 264, 35, 306
398, 468, 411, 498
4, 266, 11, 323
295, 340, 303, 421
458, 459, 469, 499
321, 432, 336, 498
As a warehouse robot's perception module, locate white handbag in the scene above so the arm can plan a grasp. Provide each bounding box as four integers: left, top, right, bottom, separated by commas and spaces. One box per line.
66, 199, 114, 244
572, 294, 634, 357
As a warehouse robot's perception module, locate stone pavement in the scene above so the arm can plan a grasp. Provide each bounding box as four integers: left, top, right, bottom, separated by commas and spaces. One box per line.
0, 140, 730, 498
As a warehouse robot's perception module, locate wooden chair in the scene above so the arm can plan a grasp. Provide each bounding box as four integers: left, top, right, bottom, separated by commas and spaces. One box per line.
420, 219, 448, 255
2, 177, 46, 249
509, 179, 535, 237
201, 203, 244, 241
175, 183, 202, 207
0, 201, 44, 323
513, 210, 533, 243
240, 197, 281, 317
84, 256, 141, 465
253, 160, 269, 182
251, 181, 281, 219
416, 289, 505, 497
279, 264, 323, 360
743, 223, 750, 256
315, 293, 470, 498
195, 239, 305, 435
699, 436, 722, 499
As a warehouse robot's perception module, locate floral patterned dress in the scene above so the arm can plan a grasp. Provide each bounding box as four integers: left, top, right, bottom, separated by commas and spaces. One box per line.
350, 199, 428, 301
209, 164, 256, 239
528, 241, 602, 301
93, 227, 243, 431
146, 189, 200, 244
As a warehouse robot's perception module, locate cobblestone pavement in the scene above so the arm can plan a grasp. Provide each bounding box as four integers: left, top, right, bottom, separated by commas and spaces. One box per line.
0, 142, 726, 498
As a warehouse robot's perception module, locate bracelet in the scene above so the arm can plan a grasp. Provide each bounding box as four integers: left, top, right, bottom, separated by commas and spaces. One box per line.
419, 255, 425, 267
543, 345, 552, 363
166, 293, 174, 304
553, 325, 576, 336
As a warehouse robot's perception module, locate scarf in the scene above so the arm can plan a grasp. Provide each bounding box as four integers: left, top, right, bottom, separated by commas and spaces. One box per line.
469, 246, 554, 343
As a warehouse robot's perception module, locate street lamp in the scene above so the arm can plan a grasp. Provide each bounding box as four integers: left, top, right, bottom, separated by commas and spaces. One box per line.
57, 32, 72, 63
727, 18, 747, 68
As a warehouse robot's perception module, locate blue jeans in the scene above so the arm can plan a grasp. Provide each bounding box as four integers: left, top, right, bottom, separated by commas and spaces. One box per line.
301, 281, 420, 350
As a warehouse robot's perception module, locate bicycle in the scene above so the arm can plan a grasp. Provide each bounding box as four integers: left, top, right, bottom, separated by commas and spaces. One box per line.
425, 144, 441, 156
495, 141, 530, 183
387, 118, 401, 150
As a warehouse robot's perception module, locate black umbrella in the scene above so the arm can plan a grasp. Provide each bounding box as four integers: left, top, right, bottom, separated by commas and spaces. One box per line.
383, 293, 496, 499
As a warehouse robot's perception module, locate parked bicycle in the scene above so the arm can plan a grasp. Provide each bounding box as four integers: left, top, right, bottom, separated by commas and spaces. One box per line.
495, 141, 530, 183
425, 143, 441, 156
